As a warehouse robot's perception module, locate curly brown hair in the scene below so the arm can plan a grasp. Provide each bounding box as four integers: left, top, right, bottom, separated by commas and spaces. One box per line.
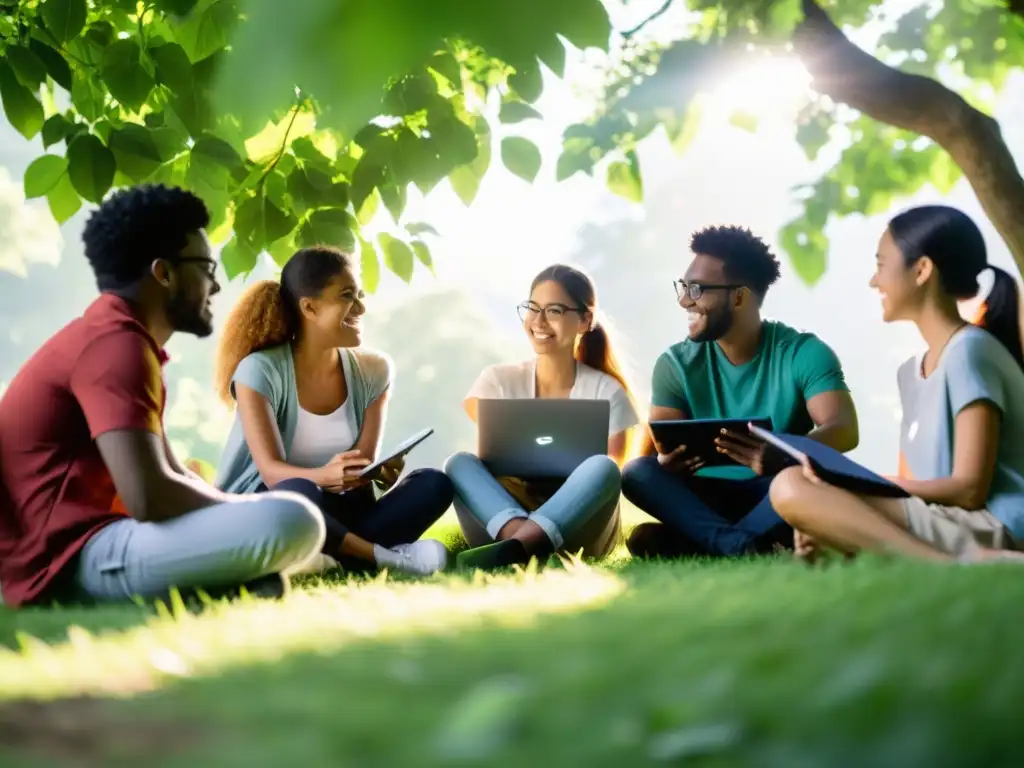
213, 280, 289, 406
213, 246, 353, 407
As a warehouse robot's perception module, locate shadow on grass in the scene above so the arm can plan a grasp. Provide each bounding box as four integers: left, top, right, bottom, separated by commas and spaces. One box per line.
4, 558, 1024, 767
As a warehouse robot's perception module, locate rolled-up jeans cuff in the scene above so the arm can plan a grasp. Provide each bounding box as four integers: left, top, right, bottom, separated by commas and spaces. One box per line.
486, 508, 529, 540
529, 514, 564, 550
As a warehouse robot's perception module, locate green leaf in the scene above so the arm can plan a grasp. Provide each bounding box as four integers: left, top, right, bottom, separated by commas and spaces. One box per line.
101, 39, 155, 111
297, 208, 356, 251
501, 137, 542, 183
556, 138, 595, 181
379, 180, 408, 223
356, 188, 380, 226
24, 155, 69, 199
41, 114, 72, 149
412, 239, 434, 275
359, 237, 380, 294
29, 41, 73, 91
220, 236, 259, 280
555, 0, 612, 50
267, 233, 297, 267
174, 0, 237, 63
378, 233, 414, 283
499, 101, 543, 124
509, 61, 543, 104
606, 150, 643, 203
67, 134, 116, 203
767, 0, 803, 36
448, 120, 491, 205
244, 109, 317, 163
795, 110, 832, 161
70, 73, 106, 122
157, 0, 200, 15
350, 158, 386, 212
46, 171, 81, 224
779, 219, 828, 286
151, 126, 187, 161
406, 222, 440, 237
7, 46, 48, 90
109, 125, 164, 182
665, 102, 703, 156
151, 43, 194, 93
291, 137, 333, 171
427, 51, 462, 86
235, 192, 297, 251
192, 134, 244, 170
286, 166, 348, 214
42, 0, 87, 44
728, 111, 760, 134
0, 63, 44, 140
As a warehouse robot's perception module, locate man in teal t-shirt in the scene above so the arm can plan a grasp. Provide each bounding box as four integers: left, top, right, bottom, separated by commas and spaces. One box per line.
623, 225, 860, 558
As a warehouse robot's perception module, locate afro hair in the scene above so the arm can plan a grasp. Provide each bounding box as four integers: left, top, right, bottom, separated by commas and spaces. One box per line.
690, 225, 782, 299
82, 184, 210, 291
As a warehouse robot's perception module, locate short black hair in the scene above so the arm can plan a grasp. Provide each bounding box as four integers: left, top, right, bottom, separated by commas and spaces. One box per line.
690, 225, 781, 299
82, 184, 210, 291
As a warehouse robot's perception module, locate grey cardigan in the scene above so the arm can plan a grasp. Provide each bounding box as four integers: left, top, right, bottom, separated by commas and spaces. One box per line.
215, 343, 392, 494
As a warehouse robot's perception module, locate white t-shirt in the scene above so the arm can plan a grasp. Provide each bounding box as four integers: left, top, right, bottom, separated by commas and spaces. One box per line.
288, 350, 360, 468
465, 360, 639, 437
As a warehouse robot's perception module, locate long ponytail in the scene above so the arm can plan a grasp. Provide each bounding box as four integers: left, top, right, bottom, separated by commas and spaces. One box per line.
213, 280, 292, 406
575, 319, 636, 408
973, 266, 1024, 369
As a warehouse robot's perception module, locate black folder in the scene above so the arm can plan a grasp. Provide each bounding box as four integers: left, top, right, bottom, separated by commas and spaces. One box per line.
749, 424, 909, 498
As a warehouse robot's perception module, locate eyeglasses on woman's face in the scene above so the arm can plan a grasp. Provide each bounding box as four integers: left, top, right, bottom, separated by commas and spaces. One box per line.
517, 302, 585, 323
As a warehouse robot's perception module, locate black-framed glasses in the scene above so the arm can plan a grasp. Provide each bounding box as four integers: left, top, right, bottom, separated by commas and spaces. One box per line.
173, 256, 219, 282
673, 280, 742, 302
517, 302, 585, 323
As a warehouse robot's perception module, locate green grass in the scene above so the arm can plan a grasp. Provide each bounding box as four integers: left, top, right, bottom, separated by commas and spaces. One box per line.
2, 510, 1023, 767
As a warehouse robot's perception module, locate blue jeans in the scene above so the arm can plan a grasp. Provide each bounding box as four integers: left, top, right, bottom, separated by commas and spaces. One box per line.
621, 456, 788, 556
444, 452, 622, 558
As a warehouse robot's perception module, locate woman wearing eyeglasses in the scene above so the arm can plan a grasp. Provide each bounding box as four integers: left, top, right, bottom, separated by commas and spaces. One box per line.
445, 263, 640, 570
213, 246, 454, 577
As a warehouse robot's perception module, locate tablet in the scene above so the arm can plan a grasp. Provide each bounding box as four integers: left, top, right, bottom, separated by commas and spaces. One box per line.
356, 428, 434, 479
649, 417, 772, 467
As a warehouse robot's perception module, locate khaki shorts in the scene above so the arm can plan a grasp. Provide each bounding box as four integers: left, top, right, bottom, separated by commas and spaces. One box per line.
902, 497, 1016, 557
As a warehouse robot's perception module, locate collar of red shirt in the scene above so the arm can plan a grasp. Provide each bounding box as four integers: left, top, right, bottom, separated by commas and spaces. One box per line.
88, 293, 171, 366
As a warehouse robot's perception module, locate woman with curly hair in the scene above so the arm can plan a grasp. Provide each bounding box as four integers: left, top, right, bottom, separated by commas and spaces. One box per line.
214, 246, 453, 576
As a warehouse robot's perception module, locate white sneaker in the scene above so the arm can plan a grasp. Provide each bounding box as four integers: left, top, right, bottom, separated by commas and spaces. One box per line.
390, 540, 449, 575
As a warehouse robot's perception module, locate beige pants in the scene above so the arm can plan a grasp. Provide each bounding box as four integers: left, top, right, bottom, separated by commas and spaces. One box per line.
902, 497, 1016, 557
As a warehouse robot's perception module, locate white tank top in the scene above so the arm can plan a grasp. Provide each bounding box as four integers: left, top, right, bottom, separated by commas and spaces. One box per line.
288, 354, 359, 468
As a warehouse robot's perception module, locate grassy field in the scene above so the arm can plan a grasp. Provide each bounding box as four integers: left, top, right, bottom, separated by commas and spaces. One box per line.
2, 509, 1023, 767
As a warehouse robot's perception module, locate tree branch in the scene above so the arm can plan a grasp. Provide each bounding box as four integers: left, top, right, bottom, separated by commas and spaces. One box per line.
622, 0, 673, 37
793, 0, 1024, 275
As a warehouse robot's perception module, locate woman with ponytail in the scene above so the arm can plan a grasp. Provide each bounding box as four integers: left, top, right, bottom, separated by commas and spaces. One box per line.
214, 246, 453, 577
446, 263, 640, 570
771, 205, 1024, 564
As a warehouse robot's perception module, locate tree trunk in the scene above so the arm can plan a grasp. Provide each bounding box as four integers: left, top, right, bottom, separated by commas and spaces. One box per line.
793, 0, 1024, 278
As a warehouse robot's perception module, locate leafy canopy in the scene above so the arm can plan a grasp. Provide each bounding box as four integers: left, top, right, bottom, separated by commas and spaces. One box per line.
557, 0, 1024, 283
0, 0, 611, 286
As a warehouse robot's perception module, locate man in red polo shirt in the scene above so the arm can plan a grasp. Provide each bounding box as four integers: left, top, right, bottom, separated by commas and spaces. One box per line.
0, 184, 324, 607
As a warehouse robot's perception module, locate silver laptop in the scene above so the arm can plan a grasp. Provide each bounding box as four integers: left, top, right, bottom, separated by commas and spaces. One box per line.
477, 398, 610, 479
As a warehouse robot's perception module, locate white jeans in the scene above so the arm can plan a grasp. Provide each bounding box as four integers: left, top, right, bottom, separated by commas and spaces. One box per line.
75, 492, 325, 602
